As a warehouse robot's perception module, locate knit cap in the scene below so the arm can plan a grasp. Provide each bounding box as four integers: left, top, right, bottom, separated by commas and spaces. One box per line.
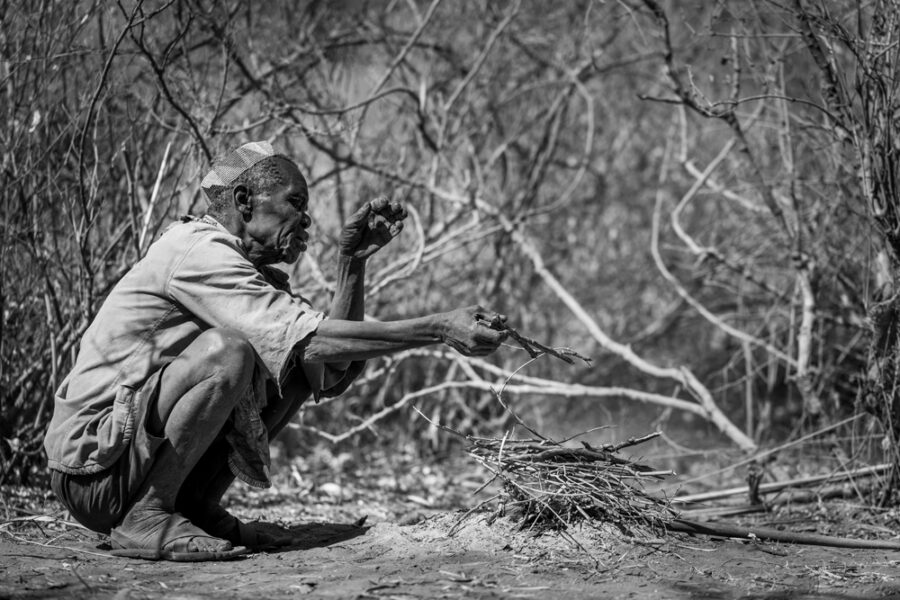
201, 141, 276, 190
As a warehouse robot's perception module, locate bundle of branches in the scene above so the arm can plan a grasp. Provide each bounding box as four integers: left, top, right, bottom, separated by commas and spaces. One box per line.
464, 430, 676, 538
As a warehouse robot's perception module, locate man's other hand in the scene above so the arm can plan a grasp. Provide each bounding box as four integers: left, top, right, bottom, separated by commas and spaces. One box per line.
339, 196, 408, 260
439, 305, 508, 357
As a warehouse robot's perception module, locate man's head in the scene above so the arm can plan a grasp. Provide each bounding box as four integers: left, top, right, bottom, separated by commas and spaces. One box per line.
202, 142, 311, 266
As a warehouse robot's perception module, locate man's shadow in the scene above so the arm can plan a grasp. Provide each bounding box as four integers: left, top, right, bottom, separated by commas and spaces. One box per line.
286, 521, 370, 550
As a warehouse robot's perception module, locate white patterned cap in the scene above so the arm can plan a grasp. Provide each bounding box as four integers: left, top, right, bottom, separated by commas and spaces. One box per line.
201, 141, 277, 190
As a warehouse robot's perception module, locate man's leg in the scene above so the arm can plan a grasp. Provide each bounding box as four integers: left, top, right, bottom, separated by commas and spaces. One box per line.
175, 368, 312, 545
111, 328, 255, 557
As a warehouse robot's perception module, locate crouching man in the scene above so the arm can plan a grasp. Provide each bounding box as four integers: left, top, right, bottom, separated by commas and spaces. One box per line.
43, 141, 506, 561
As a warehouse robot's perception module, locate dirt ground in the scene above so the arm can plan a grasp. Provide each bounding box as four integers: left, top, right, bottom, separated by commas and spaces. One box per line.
5, 485, 900, 600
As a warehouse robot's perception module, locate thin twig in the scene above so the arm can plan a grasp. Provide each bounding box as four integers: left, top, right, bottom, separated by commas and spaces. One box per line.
477, 315, 592, 365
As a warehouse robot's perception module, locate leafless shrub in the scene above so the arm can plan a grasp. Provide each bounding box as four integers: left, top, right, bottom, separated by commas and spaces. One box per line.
0, 1, 892, 495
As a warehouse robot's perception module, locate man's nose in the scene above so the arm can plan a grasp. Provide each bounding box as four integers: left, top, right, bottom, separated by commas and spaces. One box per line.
299, 213, 311, 228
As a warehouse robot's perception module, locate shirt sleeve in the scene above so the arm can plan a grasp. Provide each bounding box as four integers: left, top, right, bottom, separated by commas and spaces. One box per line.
320, 360, 367, 398
166, 230, 324, 390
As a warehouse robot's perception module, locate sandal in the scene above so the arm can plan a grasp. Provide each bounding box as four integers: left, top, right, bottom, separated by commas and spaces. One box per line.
110, 510, 248, 562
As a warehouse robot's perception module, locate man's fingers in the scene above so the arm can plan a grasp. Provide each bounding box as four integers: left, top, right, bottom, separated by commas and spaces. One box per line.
474, 327, 506, 345
388, 200, 407, 219
370, 196, 390, 212
368, 196, 406, 216
368, 212, 388, 231
473, 342, 500, 356
474, 310, 508, 332
446, 339, 468, 354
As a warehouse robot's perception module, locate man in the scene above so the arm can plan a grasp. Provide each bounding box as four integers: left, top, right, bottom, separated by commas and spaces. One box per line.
43, 141, 506, 561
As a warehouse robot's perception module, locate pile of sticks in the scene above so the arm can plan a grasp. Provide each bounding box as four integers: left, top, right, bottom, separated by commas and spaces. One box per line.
463, 430, 675, 536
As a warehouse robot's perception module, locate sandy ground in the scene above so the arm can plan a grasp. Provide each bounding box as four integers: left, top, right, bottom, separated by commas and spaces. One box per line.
5, 495, 900, 600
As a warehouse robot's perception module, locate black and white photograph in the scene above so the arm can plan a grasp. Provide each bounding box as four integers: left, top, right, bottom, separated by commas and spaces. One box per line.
4, 1, 900, 598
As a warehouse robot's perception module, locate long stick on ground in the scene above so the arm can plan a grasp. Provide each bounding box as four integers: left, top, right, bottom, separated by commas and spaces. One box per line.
670, 518, 900, 550
679, 481, 875, 519
671, 463, 892, 505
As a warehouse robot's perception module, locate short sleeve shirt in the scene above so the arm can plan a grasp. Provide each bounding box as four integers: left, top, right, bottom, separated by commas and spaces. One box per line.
44, 216, 324, 475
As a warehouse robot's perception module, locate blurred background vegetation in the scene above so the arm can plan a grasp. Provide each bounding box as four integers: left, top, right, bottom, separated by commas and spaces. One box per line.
4, 0, 900, 500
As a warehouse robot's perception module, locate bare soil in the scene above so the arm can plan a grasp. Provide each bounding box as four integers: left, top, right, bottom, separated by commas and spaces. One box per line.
4, 487, 900, 600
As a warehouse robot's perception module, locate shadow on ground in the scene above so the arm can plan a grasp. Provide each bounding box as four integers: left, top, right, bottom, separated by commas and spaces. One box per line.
285, 521, 369, 550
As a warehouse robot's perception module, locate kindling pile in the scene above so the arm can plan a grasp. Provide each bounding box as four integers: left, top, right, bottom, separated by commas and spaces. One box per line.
462, 428, 675, 536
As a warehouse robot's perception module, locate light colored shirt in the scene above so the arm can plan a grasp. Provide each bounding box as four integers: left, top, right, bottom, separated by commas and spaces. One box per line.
44, 216, 324, 475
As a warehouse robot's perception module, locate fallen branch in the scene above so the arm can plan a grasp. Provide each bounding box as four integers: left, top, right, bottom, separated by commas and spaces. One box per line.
671, 463, 892, 505
679, 481, 876, 519
669, 518, 900, 550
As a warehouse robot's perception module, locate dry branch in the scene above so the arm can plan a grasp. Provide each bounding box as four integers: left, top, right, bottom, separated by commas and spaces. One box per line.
671, 463, 892, 505
298, 345, 739, 445
668, 518, 900, 550
651, 142, 796, 367
506, 223, 756, 450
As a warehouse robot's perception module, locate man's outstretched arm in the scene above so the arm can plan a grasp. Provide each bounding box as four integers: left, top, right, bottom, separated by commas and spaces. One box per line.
303, 305, 506, 364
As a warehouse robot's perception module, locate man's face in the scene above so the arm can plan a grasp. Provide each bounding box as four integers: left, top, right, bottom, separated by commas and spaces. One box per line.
244, 163, 311, 266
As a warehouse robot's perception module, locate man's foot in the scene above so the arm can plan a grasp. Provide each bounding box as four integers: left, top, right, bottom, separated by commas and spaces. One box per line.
110, 507, 248, 562
189, 504, 293, 550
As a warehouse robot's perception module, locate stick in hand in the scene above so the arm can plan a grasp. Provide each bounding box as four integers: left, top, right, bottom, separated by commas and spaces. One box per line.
475, 313, 592, 366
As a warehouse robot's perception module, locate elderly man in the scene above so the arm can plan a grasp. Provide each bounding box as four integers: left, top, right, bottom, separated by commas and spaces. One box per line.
43, 142, 506, 561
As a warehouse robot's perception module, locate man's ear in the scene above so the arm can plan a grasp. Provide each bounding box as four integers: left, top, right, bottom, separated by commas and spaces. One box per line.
232, 184, 252, 220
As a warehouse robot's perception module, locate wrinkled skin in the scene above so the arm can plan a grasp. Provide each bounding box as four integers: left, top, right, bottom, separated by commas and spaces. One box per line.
228, 159, 312, 266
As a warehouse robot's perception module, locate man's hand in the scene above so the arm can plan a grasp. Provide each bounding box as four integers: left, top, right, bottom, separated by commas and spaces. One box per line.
438, 305, 508, 357
339, 196, 408, 260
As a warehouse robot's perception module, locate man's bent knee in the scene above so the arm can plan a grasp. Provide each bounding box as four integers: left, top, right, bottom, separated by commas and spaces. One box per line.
192, 328, 255, 386
152, 329, 256, 433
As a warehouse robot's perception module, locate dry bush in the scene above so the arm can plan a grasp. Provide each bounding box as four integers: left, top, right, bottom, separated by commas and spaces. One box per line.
0, 0, 894, 491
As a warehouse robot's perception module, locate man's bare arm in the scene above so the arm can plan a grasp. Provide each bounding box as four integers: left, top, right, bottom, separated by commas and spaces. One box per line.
323, 197, 406, 371
329, 256, 365, 321
322, 256, 366, 374
303, 306, 505, 364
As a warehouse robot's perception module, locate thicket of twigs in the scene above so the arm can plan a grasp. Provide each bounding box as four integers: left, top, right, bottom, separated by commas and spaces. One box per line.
4, 1, 900, 499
